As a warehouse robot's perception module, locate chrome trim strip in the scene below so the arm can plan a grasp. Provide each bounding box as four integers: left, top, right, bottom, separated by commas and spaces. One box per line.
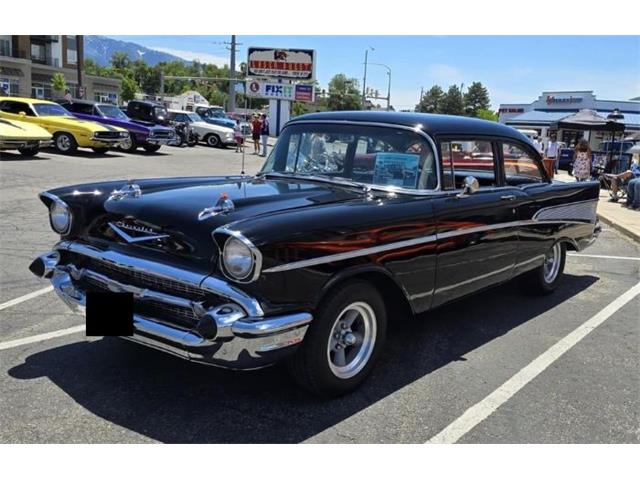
213, 226, 263, 284
108, 222, 170, 243
56, 241, 264, 317
271, 119, 442, 195
263, 219, 590, 273
232, 312, 312, 337
532, 199, 598, 223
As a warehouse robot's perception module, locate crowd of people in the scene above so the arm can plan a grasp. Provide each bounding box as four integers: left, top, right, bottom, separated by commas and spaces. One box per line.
234, 112, 270, 157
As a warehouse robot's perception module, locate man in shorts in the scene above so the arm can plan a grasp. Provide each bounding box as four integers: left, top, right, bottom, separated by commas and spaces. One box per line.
251, 114, 261, 155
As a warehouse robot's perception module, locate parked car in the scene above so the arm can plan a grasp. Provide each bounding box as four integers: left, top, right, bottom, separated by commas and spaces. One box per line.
0, 117, 52, 156
0, 97, 128, 154
195, 105, 235, 128
124, 100, 171, 126
59, 99, 177, 153
167, 109, 235, 147
29, 112, 600, 396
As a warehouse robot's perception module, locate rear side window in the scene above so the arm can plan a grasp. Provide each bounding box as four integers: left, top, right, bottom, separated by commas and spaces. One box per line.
440, 140, 497, 189
0, 101, 34, 115
502, 143, 546, 185
65, 102, 93, 114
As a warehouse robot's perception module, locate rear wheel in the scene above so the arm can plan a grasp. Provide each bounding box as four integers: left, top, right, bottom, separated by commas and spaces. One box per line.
287, 281, 387, 397
53, 132, 77, 154
522, 242, 566, 294
18, 147, 39, 157
143, 144, 161, 153
205, 134, 220, 147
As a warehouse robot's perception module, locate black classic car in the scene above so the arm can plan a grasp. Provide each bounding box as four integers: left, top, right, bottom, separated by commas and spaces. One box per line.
124, 100, 171, 126
29, 112, 600, 396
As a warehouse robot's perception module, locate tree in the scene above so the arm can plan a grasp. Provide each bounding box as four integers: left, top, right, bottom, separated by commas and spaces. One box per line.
415, 85, 444, 113
464, 81, 491, 117
327, 73, 361, 111
111, 52, 131, 72
440, 84, 465, 115
121, 76, 138, 102
51, 73, 67, 97
476, 108, 498, 122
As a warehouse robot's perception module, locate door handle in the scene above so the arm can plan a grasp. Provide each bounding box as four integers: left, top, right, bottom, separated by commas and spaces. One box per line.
501, 195, 516, 201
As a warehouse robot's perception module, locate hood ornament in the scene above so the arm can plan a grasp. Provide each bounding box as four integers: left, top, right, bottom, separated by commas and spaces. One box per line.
198, 192, 235, 221
109, 182, 142, 201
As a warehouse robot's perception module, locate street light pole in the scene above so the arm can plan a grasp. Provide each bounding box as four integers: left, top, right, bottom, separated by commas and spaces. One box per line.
361, 46, 374, 110
368, 62, 392, 111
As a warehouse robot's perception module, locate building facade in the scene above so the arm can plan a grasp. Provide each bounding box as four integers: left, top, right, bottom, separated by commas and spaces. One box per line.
0, 35, 121, 103
498, 90, 640, 146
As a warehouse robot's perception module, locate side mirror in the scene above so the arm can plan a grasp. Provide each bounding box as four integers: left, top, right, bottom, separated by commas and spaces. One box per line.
456, 176, 480, 198
18, 111, 26, 117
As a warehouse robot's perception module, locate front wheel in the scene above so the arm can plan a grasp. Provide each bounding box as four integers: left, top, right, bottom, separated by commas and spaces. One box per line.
119, 133, 138, 152
53, 132, 77, 154
287, 281, 387, 397
205, 134, 220, 147
522, 242, 566, 294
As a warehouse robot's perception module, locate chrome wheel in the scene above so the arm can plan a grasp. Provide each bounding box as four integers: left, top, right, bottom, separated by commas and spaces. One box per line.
327, 301, 376, 379
56, 134, 72, 151
543, 243, 562, 283
120, 134, 133, 150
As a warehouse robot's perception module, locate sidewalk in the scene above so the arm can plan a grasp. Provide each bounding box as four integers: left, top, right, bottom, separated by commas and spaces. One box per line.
555, 172, 640, 243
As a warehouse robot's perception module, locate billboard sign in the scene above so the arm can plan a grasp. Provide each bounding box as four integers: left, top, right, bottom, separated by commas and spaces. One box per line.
246, 80, 315, 103
247, 47, 315, 80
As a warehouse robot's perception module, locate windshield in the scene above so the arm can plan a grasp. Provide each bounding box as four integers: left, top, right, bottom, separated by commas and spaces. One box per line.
154, 106, 168, 118
261, 123, 437, 190
98, 104, 129, 120
186, 113, 203, 122
33, 103, 71, 117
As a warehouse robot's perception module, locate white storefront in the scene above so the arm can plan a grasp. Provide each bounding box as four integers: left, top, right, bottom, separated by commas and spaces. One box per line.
498, 90, 640, 147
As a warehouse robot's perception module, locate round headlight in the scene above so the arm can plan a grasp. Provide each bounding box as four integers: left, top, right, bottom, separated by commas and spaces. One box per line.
50, 202, 71, 234
223, 237, 254, 280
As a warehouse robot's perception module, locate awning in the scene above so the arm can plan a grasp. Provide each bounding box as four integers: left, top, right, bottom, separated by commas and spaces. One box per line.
0, 66, 24, 77
551, 109, 625, 132
505, 110, 568, 125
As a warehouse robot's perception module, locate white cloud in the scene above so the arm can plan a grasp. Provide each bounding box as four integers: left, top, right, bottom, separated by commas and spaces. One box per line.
150, 47, 228, 66
424, 64, 464, 86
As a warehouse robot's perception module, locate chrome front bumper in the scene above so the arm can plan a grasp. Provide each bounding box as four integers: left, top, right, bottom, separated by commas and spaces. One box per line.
32, 243, 312, 369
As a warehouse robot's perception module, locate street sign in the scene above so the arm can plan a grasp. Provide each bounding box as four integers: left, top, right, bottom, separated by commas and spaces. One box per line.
246, 80, 315, 103
247, 47, 315, 80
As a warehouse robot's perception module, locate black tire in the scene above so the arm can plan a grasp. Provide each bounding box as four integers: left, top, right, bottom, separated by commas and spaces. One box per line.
287, 280, 387, 397
53, 132, 77, 154
205, 134, 220, 147
521, 242, 566, 295
143, 144, 161, 153
18, 147, 39, 157
119, 133, 138, 152
92, 147, 109, 154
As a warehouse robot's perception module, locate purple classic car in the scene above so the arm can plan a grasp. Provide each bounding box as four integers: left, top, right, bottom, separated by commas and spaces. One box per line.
58, 100, 176, 153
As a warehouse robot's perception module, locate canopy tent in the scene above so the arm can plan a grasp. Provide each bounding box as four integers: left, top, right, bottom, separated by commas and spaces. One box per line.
551, 109, 625, 132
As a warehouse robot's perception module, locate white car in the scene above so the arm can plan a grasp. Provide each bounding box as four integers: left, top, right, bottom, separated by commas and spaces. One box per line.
167, 109, 235, 148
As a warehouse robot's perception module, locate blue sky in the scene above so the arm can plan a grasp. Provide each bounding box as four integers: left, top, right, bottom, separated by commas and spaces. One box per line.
111, 36, 640, 110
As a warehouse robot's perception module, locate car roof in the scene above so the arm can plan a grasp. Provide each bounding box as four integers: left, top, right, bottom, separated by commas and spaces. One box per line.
168, 109, 195, 114
290, 111, 531, 143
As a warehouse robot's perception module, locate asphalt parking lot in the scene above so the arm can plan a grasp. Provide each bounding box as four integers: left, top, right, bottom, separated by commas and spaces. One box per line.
1, 145, 638, 443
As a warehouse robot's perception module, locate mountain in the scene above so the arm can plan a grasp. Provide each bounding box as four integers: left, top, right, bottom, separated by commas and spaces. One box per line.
85, 36, 189, 66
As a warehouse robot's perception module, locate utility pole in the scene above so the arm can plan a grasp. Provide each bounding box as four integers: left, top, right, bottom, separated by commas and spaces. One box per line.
76, 35, 83, 98
361, 47, 373, 110
225, 35, 242, 113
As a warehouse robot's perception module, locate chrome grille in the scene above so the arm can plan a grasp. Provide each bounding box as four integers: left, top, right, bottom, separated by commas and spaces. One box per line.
94, 131, 122, 140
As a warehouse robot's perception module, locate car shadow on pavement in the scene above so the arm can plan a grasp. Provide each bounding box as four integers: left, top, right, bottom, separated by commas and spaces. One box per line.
8, 273, 597, 443
0, 152, 53, 161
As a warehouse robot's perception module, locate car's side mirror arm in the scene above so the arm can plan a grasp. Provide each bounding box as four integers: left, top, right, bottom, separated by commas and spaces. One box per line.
456, 176, 480, 199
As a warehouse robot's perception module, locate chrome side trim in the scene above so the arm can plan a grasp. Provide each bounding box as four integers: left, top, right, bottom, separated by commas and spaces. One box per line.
533, 199, 597, 223
263, 219, 590, 274
213, 226, 263, 284
57, 241, 264, 317
271, 119, 442, 195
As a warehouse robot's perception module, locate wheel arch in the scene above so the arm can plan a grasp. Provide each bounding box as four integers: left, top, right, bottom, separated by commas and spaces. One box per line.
317, 265, 415, 321
557, 236, 579, 251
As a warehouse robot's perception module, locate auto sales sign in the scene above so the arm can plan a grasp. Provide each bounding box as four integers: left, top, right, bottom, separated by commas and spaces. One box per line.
246, 80, 315, 103
247, 47, 315, 80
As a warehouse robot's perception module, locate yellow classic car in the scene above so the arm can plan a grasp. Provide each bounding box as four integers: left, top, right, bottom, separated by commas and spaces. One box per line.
0, 117, 52, 157
0, 96, 129, 153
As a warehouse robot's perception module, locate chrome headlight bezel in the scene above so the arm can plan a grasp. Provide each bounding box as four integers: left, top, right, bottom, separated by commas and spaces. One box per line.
49, 200, 72, 234
217, 229, 262, 283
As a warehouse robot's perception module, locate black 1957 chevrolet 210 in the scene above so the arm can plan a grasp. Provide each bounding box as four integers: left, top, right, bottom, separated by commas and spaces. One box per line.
30, 111, 600, 396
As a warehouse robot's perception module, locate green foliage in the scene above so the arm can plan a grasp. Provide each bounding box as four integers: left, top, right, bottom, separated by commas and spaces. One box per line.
121, 76, 138, 102
292, 101, 308, 117
415, 85, 444, 113
51, 73, 67, 93
327, 73, 361, 111
464, 81, 491, 117
440, 85, 465, 115
475, 108, 498, 121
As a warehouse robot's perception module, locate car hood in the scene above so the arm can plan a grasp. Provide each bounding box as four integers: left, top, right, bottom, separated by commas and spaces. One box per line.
0, 118, 52, 139
64, 176, 363, 264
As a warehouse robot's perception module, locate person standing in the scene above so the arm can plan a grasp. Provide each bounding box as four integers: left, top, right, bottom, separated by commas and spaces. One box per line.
233, 119, 244, 153
546, 133, 560, 173
572, 139, 592, 182
260, 113, 270, 157
532, 136, 544, 156
251, 114, 261, 155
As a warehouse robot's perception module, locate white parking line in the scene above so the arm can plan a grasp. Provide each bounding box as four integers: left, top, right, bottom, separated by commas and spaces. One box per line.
0, 325, 85, 351
427, 281, 640, 444
568, 253, 640, 261
0, 286, 53, 312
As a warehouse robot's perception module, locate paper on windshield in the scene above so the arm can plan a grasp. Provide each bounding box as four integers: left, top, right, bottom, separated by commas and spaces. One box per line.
372, 153, 420, 188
